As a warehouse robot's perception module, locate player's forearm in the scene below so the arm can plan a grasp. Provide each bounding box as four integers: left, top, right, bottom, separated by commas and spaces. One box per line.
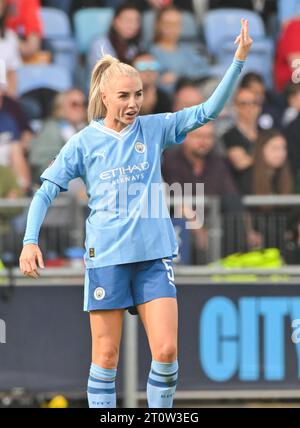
174, 58, 245, 136
23, 180, 60, 245
201, 58, 245, 120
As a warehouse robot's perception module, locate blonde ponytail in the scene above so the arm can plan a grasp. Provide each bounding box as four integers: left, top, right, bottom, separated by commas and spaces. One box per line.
88, 54, 140, 122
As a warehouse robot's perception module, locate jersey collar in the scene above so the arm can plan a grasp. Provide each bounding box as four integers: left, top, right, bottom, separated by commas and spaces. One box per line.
90, 118, 137, 140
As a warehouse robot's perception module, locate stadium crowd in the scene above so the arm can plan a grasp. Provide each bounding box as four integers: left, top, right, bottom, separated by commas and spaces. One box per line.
1, 0, 300, 264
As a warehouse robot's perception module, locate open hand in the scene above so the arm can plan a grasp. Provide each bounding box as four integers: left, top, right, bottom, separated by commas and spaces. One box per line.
234, 18, 253, 61
19, 244, 45, 279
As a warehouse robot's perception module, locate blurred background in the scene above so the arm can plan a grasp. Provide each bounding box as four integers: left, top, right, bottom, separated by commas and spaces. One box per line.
1, 0, 300, 408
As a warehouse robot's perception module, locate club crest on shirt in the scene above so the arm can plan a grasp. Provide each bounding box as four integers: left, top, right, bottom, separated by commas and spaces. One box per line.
135, 141, 146, 153
94, 287, 105, 301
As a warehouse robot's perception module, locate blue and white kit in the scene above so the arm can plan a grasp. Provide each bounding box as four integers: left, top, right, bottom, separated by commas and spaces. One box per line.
23, 59, 245, 312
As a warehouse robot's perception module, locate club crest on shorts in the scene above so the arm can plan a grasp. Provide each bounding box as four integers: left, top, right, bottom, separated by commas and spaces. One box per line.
135, 141, 145, 153
94, 287, 105, 300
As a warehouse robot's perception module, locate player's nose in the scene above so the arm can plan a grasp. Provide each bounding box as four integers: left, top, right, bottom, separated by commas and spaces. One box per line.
128, 96, 137, 108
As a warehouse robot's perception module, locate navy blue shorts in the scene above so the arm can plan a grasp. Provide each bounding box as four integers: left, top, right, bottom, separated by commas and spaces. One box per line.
83, 258, 176, 315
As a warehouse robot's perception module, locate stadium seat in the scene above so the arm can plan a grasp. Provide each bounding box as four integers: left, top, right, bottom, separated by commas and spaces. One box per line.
16, 64, 72, 96
142, 10, 199, 48
203, 8, 269, 57
41, 6, 72, 38
278, 0, 300, 24
40, 7, 76, 75
203, 8, 274, 87
73, 8, 114, 54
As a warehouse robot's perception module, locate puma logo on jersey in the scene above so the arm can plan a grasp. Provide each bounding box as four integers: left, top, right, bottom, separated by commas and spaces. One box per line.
95, 151, 106, 159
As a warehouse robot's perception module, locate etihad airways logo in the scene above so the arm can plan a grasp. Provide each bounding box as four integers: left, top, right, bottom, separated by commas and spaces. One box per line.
100, 162, 149, 180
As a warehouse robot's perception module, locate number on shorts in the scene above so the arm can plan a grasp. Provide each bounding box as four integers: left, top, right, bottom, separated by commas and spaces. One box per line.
162, 258, 175, 287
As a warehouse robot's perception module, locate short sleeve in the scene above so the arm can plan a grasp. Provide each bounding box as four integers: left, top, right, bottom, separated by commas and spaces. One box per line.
158, 112, 186, 151
40, 137, 82, 191
159, 106, 208, 151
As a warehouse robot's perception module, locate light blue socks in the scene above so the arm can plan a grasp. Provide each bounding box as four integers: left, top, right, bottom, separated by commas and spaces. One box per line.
87, 363, 117, 408
147, 360, 179, 408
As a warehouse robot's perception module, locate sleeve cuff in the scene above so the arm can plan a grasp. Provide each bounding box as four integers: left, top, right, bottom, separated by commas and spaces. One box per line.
233, 58, 246, 66
23, 239, 38, 246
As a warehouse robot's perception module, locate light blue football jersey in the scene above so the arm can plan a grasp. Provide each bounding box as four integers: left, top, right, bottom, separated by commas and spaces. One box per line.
40, 59, 244, 268
41, 111, 197, 268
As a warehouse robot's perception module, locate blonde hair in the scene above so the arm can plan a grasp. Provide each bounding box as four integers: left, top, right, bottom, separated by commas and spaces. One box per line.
88, 54, 140, 122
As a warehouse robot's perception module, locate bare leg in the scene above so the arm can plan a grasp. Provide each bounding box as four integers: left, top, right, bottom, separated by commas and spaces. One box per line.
89, 309, 125, 368
87, 309, 125, 408
137, 297, 178, 362
137, 298, 178, 408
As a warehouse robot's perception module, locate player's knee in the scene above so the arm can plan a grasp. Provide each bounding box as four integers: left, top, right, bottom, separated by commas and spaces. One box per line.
153, 343, 177, 363
94, 345, 119, 368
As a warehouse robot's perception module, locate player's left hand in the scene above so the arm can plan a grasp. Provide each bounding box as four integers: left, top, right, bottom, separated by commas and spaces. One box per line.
234, 18, 253, 61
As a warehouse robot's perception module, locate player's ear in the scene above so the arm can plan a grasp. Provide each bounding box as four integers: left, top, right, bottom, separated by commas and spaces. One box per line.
101, 91, 108, 108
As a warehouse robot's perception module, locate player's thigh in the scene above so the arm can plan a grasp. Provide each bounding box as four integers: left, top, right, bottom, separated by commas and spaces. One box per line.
137, 297, 178, 359
90, 310, 125, 359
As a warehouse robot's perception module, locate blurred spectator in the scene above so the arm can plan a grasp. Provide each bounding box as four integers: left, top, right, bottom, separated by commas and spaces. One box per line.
0, 164, 23, 198
138, 0, 193, 11
162, 122, 238, 198
239, 128, 294, 251
88, 2, 143, 75
284, 111, 300, 190
173, 77, 204, 111
0, 79, 33, 154
278, 0, 300, 26
200, 0, 277, 26
274, 16, 300, 93
0, 0, 22, 95
42, 0, 72, 14
161, 122, 256, 256
222, 86, 262, 192
70, 0, 105, 16
240, 72, 283, 130
92, 0, 194, 11
29, 88, 87, 184
6, 0, 43, 61
150, 6, 210, 95
0, 164, 24, 227
282, 81, 300, 127
237, 128, 294, 195
0, 97, 31, 193
132, 51, 171, 114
